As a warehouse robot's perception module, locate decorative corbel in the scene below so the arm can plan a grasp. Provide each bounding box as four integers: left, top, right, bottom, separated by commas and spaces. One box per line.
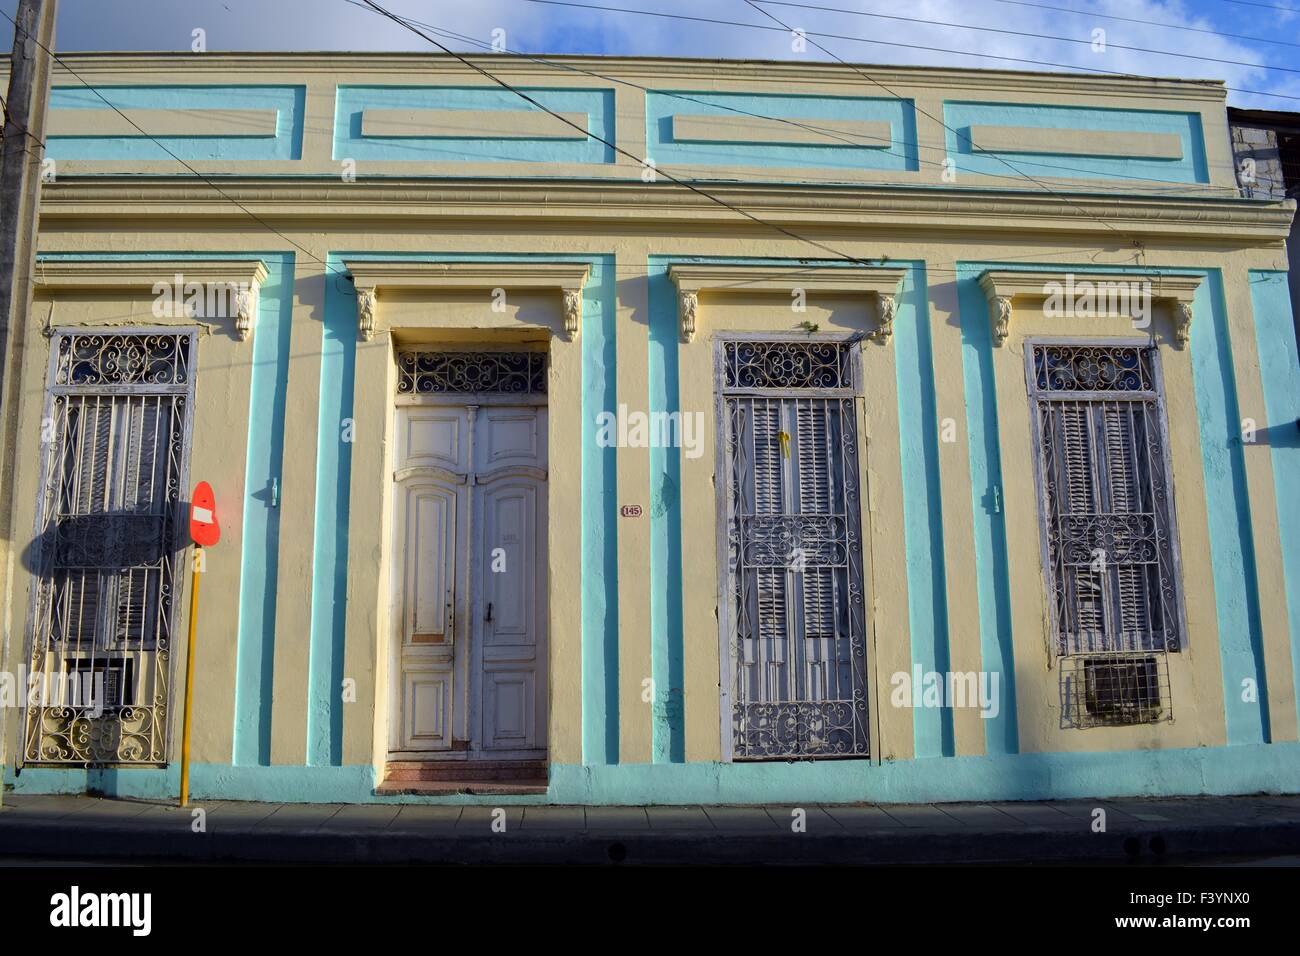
1173, 301, 1193, 350
562, 289, 582, 339
992, 296, 1012, 347
680, 291, 698, 343
356, 288, 377, 341
869, 293, 897, 342
234, 288, 256, 342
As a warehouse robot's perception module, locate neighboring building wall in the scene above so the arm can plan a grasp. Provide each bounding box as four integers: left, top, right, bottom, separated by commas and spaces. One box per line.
1, 53, 1298, 806
1229, 108, 1300, 349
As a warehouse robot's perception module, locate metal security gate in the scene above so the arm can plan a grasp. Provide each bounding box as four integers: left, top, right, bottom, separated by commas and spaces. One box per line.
24, 331, 195, 765
1027, 342, 1183, 727
719, 339, 868, 759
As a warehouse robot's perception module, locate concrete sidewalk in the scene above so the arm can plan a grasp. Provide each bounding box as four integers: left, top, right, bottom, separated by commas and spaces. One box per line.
3, 792, 1300, 864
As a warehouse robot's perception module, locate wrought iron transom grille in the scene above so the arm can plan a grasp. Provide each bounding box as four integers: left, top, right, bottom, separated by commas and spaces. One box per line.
1028, 343, 1181, 728
397, 350, 546, 395
720, 340, 868, 759
25, 331, 195, 766
724, 340, 852, 390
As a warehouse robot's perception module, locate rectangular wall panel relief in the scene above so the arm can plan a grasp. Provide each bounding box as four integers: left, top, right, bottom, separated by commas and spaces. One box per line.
46, 86, 306, 161
943, 101, 1209, 184
334, 86, 615, 163
646, 91, 918, 172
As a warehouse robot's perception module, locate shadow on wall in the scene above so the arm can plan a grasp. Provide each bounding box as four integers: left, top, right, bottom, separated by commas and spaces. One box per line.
1247, 421, 1300, 449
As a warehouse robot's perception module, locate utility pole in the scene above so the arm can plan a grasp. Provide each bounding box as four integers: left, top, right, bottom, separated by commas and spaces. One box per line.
0, 0, 58, 807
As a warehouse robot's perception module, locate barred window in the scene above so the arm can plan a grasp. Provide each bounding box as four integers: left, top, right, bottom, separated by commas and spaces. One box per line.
720, 339, 869, 759
1027, 343, 1183, 728
24, 331, 195, 766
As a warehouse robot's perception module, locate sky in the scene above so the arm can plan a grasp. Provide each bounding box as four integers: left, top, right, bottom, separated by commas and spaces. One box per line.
1, 0, 1298, 109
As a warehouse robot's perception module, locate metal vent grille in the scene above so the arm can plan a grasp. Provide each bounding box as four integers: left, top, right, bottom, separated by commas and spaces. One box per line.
397, 351, 546, 395
721, 338, 867, 759
1029, 344, 1182, 729
24, 331, 195, 766
1061, 653, 1170, 727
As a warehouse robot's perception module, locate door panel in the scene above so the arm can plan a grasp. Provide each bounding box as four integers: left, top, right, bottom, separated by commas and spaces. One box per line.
478, 478, 545, 751
391, 401, 547, 759
393, 479, 464, 751
391, 406, 470, 753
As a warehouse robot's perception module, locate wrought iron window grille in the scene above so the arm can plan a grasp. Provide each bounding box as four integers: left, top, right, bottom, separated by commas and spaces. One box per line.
1028, 343, 1182, 729
24, 331, 196, 766
719, 339, 869, 759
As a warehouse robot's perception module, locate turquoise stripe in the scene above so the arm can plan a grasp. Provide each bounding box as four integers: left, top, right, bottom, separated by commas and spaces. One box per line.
1191, 273, 1270, 744
955, 264, 1018, 755
11, 741, 1300, 805
333, 86, 615, 164
1249, 272, 1300, 731
34, 251, 290, 768
645, 91, 918, 172
581, 256, 620, 765
893, 263, 954, 757
307, 253, 617, 767
647, 258, 685, 763
307, 257, 357, 766
49, 85, 305, 161
943, 101, 1208, 183
232, 255, 294, 766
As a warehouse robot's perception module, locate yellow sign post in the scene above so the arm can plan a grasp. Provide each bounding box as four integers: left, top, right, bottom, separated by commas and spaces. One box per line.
179, 547, 202, 807
180, 481, 220, 807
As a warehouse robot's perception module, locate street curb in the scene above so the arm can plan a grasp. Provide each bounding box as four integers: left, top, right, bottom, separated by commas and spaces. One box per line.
4, 815, 1300, 864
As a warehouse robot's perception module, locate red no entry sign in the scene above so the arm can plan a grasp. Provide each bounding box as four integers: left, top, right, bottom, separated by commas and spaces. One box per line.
190, 481, 220, 547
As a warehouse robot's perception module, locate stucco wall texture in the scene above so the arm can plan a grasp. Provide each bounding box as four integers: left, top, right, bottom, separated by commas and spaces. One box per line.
1, 53, 1297, 805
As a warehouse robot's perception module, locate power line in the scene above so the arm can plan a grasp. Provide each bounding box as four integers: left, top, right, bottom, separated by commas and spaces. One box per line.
1214, 0, 1300, 13
357, 7, 1245, 195
0, 6, 349, 281
753, 0, 1300, 74
739, 0, 1136, 247
518, 0, 1300, 103
356, 0, 892, 269
958, 0, 1300, 51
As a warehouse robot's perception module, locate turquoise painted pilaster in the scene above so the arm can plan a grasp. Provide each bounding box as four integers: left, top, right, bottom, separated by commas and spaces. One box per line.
647, 258, 686, 763
232, 254, 294, 766
1191, 272, 1270, 744
580, 257, 620, 766
307, 257, 357, 766
892, 262, 954, 758
1248, 271, 1299, 731
955, 264, 1018, 756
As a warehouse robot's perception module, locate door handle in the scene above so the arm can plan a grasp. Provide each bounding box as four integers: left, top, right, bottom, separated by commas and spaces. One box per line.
485, 602, 493, 623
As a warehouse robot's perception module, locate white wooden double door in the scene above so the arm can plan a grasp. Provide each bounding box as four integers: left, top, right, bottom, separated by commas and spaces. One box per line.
390, 402, 548, 758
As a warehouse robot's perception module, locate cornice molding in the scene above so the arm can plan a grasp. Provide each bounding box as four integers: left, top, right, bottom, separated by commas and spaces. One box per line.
669, 263, 906, 343
978, 268, 1204, 349
40, 179, 1296, 243
34, 259, 268, 341
33, 258, 268, 290
31, 52, 1229, 103
344, 259, 590, 341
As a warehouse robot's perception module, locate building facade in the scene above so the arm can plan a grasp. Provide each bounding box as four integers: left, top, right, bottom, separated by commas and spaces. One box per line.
1229, 107, 1300, 349
1, 52, 1298, 805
